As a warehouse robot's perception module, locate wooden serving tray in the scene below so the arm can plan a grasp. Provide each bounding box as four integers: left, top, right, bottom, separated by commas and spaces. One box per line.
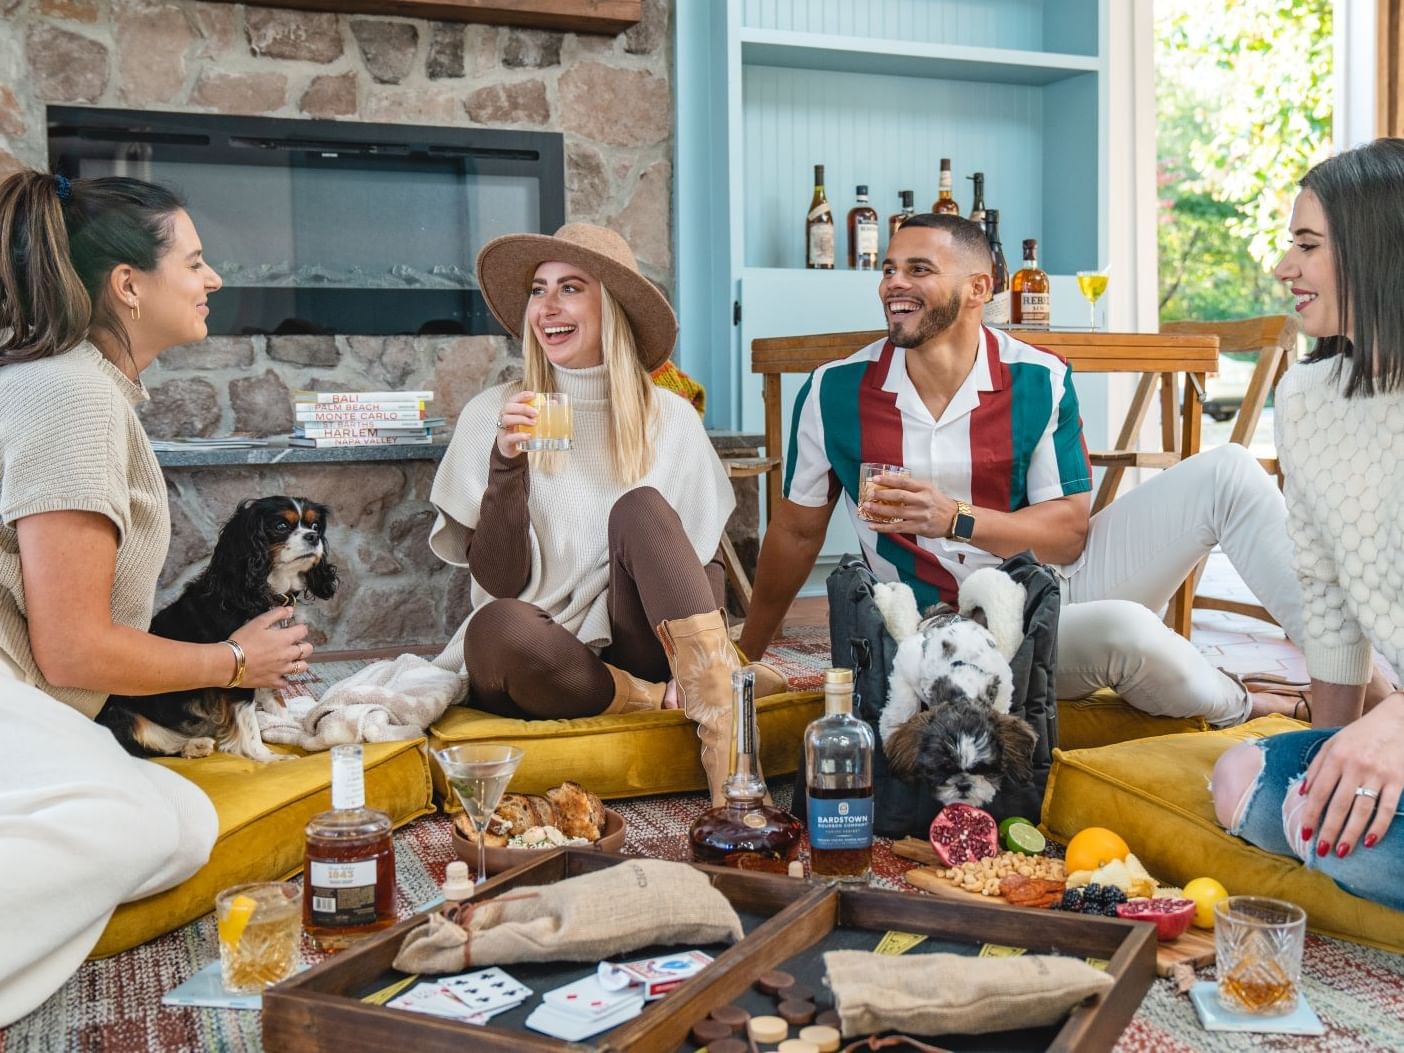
262, 849, 1156, 1053
892, 838, 1216, 977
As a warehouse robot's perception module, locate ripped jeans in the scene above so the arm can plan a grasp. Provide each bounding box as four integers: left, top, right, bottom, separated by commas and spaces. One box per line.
1213, 730, 1404, 911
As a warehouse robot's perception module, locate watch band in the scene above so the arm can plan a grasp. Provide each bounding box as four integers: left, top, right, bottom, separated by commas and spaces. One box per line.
949, 501, 976, 543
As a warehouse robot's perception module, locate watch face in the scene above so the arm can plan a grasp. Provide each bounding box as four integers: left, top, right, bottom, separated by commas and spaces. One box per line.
954, 513, 976, 540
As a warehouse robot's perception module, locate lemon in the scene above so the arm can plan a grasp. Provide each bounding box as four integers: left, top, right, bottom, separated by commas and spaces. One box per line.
218, 893, 258, 950
1182, 877, 1229, 929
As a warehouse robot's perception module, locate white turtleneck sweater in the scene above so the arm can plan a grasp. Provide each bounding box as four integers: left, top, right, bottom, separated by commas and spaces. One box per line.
429, 362, 735, 672
1274, 356, 1404, 685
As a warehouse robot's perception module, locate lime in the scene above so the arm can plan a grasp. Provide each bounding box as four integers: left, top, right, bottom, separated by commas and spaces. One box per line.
218, 893, 258, 950
998, 816, 1034, 842
1002, 821, 1046, 856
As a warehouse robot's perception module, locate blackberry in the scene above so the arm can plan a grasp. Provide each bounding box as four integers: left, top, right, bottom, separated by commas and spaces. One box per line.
1054, 889, 1083, 912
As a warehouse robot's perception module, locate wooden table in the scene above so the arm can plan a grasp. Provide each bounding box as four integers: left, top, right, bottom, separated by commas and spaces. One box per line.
750, 328, 1220, 638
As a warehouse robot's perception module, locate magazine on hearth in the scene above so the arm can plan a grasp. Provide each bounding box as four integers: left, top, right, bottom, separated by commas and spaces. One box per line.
288, 390, 442, 447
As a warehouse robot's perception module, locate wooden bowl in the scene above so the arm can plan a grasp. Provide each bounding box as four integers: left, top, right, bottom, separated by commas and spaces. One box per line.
450, 807, 627, 876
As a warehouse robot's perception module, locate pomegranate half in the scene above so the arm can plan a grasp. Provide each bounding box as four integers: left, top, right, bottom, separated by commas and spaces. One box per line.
927, 803, 1000, 867
1115, 898, 1196, 941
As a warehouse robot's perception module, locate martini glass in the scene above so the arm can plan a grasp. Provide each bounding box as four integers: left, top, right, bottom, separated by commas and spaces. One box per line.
434, 743, 523, 886
1076, 269, 1110, 330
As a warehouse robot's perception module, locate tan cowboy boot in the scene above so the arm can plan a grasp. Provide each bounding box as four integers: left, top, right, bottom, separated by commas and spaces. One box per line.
601, 664, 667, 715
742, 661, 789, 699
657, 609, 761, 806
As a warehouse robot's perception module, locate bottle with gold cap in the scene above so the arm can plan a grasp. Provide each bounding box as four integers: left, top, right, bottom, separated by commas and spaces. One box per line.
804, 668, 874, 881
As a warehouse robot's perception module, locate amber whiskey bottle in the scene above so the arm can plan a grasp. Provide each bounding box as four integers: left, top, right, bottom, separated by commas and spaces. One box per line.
804, 668, 874, 882
888, 190, 915, 240
805, 164, 835, 269
982, 209, 1011, 327
932, 158, 961, 215
847, 185, 880, 270
303, 744, 396, 951
1011, 238, 1051, 329
689, 670, 803, 873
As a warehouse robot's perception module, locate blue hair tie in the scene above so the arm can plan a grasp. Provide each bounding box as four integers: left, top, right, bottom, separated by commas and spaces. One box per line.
54, 174, 72, 202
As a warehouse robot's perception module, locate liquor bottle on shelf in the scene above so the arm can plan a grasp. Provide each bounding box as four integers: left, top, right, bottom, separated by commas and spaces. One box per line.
848, 185, 880, 270
967, 172, 986, 224
982, 209, 1011, 327
303, 744, 396, 951
1011, 238, 1051, 329
804, 668, 874, 883
889, 189, 915, 239
805, 164, 835, 270
932, 158, 961, 215
689, 670, 803, 873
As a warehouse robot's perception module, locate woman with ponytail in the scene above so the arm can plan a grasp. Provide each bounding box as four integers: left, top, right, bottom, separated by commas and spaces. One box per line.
0, 171, 310, 1023
430, 224, 786, 807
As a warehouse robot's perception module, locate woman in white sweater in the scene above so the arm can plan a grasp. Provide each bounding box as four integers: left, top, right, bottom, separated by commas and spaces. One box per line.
1212, 138, 1404, 909
431, 224, 780, 805
0, 171, 312, 1023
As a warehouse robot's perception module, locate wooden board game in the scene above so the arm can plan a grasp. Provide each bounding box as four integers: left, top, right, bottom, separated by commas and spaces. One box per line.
262, 849, 1157, 1053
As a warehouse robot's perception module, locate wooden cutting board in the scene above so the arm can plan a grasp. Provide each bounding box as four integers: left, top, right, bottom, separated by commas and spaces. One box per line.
892, 839, 1216, 977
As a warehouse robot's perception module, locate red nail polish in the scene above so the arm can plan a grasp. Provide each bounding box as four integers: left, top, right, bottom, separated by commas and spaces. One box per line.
1300, 827, 1313, 841
1298, 781, 1309, 796
1365, 834, 1379, 849
1336, 842, 1351, 859
1317, 839, 1330, 857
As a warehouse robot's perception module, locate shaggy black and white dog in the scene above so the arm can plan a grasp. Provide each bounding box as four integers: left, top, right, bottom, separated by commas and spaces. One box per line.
874, 568, 1037, 809
97, 496, 337, 762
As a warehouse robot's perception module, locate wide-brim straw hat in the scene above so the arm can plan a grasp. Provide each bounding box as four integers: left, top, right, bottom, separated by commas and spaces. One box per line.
475, 223, 677, 371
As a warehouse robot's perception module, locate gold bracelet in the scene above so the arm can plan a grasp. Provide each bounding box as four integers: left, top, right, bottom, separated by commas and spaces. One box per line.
224, 639, 247, 688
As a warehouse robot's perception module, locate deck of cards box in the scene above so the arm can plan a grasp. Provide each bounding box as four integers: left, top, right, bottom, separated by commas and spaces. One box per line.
262, 850, 1158, 1053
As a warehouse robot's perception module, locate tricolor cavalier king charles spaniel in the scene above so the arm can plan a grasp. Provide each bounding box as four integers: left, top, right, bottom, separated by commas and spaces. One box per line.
97, 496, 337, 762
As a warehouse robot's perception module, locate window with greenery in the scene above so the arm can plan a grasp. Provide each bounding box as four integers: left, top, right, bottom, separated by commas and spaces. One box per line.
1155, 0, 1334, 323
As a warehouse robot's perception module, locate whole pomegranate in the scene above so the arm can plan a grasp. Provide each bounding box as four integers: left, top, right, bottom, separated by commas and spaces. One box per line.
928, 803, 999, 867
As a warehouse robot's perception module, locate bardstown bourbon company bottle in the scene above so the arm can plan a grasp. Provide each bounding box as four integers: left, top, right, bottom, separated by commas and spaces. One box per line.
804, 668, 874, 881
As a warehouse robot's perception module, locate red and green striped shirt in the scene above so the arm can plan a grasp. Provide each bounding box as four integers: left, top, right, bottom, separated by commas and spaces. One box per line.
784, 326, 1090, 609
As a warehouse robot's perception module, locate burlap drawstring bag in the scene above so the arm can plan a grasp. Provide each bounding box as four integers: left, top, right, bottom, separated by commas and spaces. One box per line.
393, 859, 743, 973
824, 950, 1114, 1037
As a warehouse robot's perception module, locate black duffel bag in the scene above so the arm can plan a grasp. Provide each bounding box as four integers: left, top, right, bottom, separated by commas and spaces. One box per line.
792, 551, 1061, 838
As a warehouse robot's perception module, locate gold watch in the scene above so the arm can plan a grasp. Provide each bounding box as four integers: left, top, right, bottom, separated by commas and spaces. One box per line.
949, 501, 976, 542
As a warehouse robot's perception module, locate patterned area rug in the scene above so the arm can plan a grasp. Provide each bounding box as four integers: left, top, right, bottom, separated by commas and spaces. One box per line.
5, 631, 1404, 1052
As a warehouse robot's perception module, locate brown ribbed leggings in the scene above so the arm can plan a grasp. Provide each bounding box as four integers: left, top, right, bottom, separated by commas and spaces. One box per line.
463, 487, 725, 719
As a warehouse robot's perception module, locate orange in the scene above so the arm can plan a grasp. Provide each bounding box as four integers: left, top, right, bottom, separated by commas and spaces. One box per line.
1064, 827, 1131, 873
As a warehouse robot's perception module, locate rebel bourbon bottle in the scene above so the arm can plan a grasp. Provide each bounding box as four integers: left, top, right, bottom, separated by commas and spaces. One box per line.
1011, 238, 1051, 329
804, 668, 874, 882
303, 744, 396, 951
689, 670, 802, 873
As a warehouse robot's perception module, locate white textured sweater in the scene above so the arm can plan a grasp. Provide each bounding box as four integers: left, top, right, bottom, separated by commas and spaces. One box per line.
1275, 356, 1403, 685
0, 342, 170, 718
428, 363, 735, 672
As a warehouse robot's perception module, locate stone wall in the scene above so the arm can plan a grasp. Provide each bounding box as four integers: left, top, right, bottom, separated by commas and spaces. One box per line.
0, 0, 738, 653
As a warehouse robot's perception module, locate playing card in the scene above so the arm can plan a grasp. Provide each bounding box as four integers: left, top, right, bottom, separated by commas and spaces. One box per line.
525, 996, 643, 1041
387, 982, 489, 1024
441, 966, 532, 1015
544, 974, 642, 1019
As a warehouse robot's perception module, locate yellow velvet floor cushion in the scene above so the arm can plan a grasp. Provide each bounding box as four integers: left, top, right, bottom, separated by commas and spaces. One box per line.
93, 739, 435, 959
1057, 690, 1209, 751
429, 690, 824, 803
1042, 714, 1404, 954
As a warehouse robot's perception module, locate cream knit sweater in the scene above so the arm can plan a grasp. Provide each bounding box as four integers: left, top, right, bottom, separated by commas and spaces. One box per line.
0, 343, 170, 718
429, 363, 735, 673
1275, 356, 1402, 685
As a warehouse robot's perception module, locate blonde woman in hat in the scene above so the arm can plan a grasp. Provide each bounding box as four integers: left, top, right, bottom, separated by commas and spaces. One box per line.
429, 223, 782, 804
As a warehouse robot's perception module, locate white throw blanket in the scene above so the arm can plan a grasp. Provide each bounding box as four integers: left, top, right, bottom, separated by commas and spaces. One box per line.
257, 653, 466, 751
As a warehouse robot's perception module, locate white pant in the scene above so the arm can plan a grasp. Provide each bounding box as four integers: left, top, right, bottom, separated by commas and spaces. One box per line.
0, 659, 218, 1026
1053, 444, 1305, 726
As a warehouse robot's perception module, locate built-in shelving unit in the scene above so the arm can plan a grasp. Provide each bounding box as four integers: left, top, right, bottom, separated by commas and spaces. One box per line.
676, 0, 1108, 442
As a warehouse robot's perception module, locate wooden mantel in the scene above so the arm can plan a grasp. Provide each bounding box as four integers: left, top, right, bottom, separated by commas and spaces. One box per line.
214, 0, 641, 34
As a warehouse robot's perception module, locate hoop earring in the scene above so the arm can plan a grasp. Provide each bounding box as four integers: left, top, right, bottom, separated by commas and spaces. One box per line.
129, 301, 139, 322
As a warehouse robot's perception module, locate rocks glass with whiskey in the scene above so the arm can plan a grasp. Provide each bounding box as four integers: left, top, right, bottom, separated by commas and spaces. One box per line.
804, 668, 874, 882
857, 463, 911, 524
688, 670, 802, 873
1214, 896, 1306, 1016
303, 744, 397, 951
519, 392, 573, 451
216, 881, 301, 993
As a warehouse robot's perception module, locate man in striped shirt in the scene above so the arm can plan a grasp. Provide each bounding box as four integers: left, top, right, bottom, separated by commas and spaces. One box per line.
740, 214, 1316, 726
